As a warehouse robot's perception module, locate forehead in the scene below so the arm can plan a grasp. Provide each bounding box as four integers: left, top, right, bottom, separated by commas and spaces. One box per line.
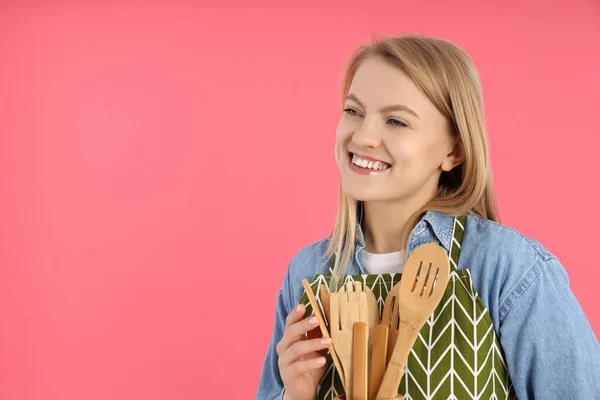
348, 57, 436, 117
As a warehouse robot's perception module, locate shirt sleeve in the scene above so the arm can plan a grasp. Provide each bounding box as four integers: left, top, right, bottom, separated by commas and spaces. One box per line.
498, 256, 600, 399
255, 267, 294, 400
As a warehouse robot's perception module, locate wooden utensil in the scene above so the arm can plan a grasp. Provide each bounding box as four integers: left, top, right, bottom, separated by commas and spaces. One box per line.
368, 323, 389, 400
352, 321, 369, 400
384, 283, 401, 365
363, 284, 379, 356
369, 280, 399, 399
376, 243, 451, 400
354, 281, 379, 332
331, 281, 368, 399
351, 281, 379, 362
350, 281, 380, 400
319, 284, 331, 326
301, 279, 346, 392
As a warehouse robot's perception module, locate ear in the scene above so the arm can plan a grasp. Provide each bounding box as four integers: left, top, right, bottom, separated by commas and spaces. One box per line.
441, 138, 465, 172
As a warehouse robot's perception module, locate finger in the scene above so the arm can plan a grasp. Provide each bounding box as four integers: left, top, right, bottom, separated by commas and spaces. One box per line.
285, 304, 306, 329
306, 326, 328, 359
277, 304, 307, 356
280, 355, 327, 382
278, 313, 321, 356
306, 324, 323, 340
279, 337, 332, 368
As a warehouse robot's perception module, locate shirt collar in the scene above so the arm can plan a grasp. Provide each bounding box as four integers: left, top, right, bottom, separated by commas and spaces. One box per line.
354, 201, 455, 253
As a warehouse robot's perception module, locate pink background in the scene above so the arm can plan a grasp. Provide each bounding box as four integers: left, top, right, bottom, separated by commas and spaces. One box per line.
1, 1, 598, 399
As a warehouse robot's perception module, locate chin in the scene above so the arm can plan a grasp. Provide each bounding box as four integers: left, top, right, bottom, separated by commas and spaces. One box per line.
340, 185, 391, 202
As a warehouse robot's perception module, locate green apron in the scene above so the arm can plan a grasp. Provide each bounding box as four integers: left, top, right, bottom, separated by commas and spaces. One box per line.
298, 215, 518, 399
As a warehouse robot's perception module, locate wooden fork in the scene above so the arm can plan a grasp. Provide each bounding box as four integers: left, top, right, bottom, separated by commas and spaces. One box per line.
353, 281, 380, 400
331, 281, 368, 399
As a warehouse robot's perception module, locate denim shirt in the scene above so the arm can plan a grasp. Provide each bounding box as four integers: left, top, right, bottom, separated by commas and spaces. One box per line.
256, 209, 600, 399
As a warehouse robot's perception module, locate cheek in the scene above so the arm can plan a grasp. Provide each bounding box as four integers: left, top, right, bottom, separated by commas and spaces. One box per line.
387, 138, 415, 164
334, 122, 352, 163
335, 120, 352, 143
334, 130, 345, 167
394, 136, 443, 164
388, 139, 440, 180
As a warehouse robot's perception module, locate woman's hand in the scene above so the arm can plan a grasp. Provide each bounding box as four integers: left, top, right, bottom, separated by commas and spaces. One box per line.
276, 303, 332, 400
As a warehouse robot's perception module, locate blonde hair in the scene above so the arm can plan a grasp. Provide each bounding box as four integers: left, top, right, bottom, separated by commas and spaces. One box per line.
323, 34, 500, 289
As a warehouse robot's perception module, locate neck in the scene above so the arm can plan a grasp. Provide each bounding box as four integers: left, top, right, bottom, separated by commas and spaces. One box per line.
361, 185, 437, 254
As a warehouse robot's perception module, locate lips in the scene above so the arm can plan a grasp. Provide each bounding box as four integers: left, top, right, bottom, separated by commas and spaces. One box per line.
349, 152, 392, 167
347, 153, 392, 175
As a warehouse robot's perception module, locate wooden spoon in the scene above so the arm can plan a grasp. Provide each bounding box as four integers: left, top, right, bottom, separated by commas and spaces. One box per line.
376, 243, 451, 400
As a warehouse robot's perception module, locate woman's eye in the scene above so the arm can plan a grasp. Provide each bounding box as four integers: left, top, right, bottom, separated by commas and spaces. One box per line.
343, 108, 407, 128
388, 118, 408, 128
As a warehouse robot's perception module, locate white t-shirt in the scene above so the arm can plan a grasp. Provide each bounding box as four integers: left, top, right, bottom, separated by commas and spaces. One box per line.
360, 249, 405, 274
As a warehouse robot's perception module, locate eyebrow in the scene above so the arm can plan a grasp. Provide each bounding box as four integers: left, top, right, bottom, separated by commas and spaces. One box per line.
345, 93, 420, 120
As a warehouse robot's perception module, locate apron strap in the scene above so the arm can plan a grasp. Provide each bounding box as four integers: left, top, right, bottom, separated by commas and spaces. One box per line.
449, 214, 467, 271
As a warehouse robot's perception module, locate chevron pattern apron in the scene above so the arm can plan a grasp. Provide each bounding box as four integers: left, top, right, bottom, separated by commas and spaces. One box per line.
298, 215, 518, 399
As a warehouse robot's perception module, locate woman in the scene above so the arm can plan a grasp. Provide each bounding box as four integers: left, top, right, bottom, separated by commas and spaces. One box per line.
256, 34, 600, 400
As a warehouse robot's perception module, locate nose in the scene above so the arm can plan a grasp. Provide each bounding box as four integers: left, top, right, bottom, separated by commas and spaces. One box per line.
352, 120, 383, 148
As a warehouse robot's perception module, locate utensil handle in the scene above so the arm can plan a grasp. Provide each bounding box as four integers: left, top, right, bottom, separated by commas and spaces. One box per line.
376, 323, 418, 400
369, 324, 389, 400
352, 322, 369, 400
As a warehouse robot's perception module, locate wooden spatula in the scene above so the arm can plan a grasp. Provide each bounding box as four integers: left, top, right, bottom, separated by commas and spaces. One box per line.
376, 243, 451, 400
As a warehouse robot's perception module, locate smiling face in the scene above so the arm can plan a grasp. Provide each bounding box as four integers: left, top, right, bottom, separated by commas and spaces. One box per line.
335, 56, 462, 205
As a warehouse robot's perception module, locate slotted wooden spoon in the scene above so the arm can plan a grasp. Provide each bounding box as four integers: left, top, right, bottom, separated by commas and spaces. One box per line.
376, 243, 451, 400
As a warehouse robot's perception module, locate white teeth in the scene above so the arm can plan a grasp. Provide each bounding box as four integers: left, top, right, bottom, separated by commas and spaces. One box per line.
352, 154, 390, 170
